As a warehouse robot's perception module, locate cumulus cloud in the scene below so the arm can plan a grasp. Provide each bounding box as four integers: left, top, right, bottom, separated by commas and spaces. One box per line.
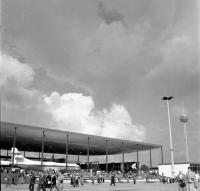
0, 52, 42, 110
1, 52, 146, 141
42, 91, 146, 141
97, 1, 124, 25
0, 52, 35, 87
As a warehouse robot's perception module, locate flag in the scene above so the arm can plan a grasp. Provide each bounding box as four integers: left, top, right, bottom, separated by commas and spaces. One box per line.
131, 163, 136, 169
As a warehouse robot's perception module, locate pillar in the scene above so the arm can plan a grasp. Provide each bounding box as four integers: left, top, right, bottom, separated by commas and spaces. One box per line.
161, 146, 164, 164
122, 142, 124, 172
41, 131, 45, 167
149, 146, 152, 169
137, 144, 139, 171
106, 140, 108, 173
12, 127, 17, 167
87, 137, 90, 172
66, 134, 69, 169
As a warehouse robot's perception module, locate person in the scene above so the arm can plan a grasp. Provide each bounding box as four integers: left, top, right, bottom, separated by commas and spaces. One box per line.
19, 168, 25, 185
186, 167, 197, 191
29, 171, 36, 191
177, 171, 186, 191
50, 172, 60, 191
57, 171, 64, 191
45, 172, 52, 189
37, 172, 46, 191
110, 173, 115, 186
132, 172, 137, 184
80, 174, 84, 186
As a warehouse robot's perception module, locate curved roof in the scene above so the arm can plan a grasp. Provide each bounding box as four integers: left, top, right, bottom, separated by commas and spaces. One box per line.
0, 121, 161, 155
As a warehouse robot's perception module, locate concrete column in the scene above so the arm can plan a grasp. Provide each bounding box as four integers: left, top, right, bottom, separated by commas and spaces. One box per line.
12, 127, 17, 167
106, 140, 108, 173
149, 147, 152, 169
24, 151, 26, 157
87, 137, 90, 172
137, 144, 139, 171
122, 142, 124, 172
41, 131, 45, 167
66, 134, 69, 169
161, 146, 164, 164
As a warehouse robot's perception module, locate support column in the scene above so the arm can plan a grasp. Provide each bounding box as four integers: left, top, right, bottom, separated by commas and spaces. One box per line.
41, 131, 45, 168
137, 144, 139, 171
66, 134, 69, 169
149, 147, 152, 169
7, 150, 9, 157
161, 146, 164, 164
24, 151, 26, 157
122, 142, 124, 172
106, 140, 108, 173
12, 127, 17, 167
39, 152, 40, 160
87, 137, 90, 172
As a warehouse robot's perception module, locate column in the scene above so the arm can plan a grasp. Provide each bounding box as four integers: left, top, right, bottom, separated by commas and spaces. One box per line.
137, 144, 139, 171
66, 134, 69, 169
12, 127, 17, 167
149, 146, 152, 169
122, 142, 124, 172
87, 137, 90, 172
106, 140, 108, 173
161, 146, 164, 164
41, 131, 45, 167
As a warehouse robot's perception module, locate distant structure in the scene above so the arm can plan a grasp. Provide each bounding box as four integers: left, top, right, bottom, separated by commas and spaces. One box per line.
179, 105, 190, 162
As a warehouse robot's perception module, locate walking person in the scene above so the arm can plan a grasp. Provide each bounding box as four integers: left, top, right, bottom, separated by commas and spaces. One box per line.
29, 171, 36, 191
50, 172, 60, 191
57, 171, 64, 191
132, 172, 137, 185
37, 172, 46, 191
177, 171, 186, 191
110, 173, 115, 186
186, 167, 197, 191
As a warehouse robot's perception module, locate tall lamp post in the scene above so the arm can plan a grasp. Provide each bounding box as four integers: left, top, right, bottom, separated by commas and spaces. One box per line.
179, 107, 189, 162
162, 96, 175, 178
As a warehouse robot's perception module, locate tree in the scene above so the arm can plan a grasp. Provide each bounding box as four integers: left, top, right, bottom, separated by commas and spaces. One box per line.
140, 164, 149, 172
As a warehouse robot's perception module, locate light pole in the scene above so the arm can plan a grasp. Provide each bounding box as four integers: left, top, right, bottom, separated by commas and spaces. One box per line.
179, 106, 189, 162
162, 96, 175, 178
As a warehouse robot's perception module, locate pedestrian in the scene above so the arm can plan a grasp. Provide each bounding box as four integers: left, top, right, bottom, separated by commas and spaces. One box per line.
37, 172, 46, 191
50, 173, 60, 191
177, 171, 186, 191
132, 172, 137, 184
29, 171, 36, 191
80, 174, 84, 186
110, 173, 115, 186
186, 167, 197, 191
58, 171, 64, 191
46, 172, 52, 189
19, 168, 25, 185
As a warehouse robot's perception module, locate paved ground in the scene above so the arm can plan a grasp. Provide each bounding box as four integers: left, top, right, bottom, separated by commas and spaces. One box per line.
1, 182, 179, 191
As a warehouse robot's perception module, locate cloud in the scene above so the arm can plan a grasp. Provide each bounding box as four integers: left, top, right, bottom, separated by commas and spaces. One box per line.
42, 91, 146, 141
0, 52, 42, 109
97, 1, 124, 25
1, 52, 146, 141
0, 52, 35, 88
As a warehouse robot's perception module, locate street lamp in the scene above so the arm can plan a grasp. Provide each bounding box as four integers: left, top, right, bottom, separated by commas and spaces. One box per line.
179, 106, 189, 162
162, 96, 175, 178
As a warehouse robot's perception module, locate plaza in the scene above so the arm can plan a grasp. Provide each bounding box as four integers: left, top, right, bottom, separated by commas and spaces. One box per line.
1, 182, 179, 191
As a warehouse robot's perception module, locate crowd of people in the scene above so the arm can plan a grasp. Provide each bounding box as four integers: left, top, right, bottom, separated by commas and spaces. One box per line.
1, 166, 200, 190
161, 167, 200, 191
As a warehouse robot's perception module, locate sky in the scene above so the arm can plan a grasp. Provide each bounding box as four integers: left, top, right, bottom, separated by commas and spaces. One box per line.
1, 0, 200, 166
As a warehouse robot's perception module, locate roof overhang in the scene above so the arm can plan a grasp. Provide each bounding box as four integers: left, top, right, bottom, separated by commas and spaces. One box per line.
1, 121, 161, 155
